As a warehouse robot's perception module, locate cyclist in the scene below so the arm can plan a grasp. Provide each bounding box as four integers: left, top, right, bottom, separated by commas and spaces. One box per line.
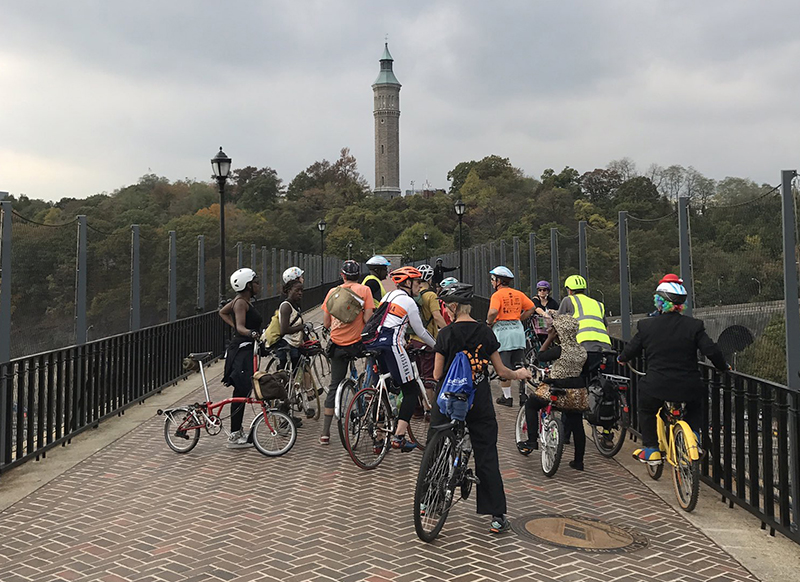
274, 278, 306, 372
369, 266, 436, 451
283, 266, 304, 285
432, 257, 458, 289
531, 280, 558, 344
617, 278, 728, 464
517, 314, 588, 470
319, 260, 373, 445
408, 264, 447, 415
363, 255, 391, 307
439, 277, 459, 325
431, 282, 532, 533
544, 275, 613, 372
486, 266, 535, 407
219, 268, 262, 448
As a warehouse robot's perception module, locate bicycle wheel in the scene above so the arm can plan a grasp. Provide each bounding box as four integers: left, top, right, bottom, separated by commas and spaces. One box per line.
591, 396, 628, 458
414, 429, 457, 542
163, 407, 201, 453
343, 387, 392, 470
646, 461, 664, 480
406, 392, 428, 452
540, 413, 564, 477
515, 405, 529, 450
304, 363, 322, 420
336, 378, 359, 449
291, 365, 319, 420
251, 409, 297, 456
672, 426, 700, 511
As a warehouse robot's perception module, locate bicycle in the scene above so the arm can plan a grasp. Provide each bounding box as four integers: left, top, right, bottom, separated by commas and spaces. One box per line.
158, 352, 297, 457
413, 400, 479, 542
342, 347, 432, 470
625, 362, 702, 512
262, 340, 324, 420
333, 350, 378, 449
586, 363, 632, 458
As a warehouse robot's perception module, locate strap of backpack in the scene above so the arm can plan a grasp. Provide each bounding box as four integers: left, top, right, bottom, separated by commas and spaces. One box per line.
281, 300, 302, 328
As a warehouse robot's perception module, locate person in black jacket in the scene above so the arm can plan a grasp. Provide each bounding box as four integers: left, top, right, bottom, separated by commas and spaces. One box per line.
432, 258, 458, 289
617, 278, 728, 464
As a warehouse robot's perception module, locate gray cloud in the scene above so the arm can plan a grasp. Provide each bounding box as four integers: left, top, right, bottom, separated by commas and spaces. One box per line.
1, 0, 798, 202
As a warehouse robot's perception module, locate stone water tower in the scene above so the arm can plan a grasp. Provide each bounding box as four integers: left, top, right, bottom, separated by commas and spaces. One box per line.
373, 43, 401, 199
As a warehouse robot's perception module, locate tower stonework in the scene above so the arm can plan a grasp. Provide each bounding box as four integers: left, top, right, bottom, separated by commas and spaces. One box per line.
373, 43, 401, 199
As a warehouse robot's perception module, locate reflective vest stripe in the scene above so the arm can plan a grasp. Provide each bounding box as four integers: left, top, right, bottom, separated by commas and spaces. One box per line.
568, 295, 611, 346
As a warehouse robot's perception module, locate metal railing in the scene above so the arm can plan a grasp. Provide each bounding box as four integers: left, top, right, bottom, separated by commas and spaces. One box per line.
0, 282, 335, 474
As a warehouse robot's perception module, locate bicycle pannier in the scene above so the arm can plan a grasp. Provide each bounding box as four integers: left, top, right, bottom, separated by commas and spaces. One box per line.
252, 370, 289, 401
326, 286, 365, 324
585, 378, 617, 426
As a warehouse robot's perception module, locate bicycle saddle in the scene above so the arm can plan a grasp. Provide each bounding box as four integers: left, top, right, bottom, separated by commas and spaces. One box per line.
187, 352, 212, 361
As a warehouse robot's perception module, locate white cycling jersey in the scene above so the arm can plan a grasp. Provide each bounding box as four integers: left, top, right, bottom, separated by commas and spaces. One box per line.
380, 289, 436, 348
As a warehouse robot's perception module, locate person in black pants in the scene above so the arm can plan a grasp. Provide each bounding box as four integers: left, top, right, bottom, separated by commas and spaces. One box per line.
429, 283, 531, 534
517, 314, 588, 470
618, 277, 728, 464
219, 268, 263, 449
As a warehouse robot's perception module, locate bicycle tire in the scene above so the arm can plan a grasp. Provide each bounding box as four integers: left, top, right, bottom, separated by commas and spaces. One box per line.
414, 429, 456, 542
646, 461, 664, 480
343, 387, 392, 470
291, 364, 319, 420
514, 405, 531, 454
336, 378, 358, 449
540, 414, 564, 477
672, 425, 700, 511
163, 407, 201, 453
406, 393, 428, 452
306, 362, 322, 420
251, 409, 297, 457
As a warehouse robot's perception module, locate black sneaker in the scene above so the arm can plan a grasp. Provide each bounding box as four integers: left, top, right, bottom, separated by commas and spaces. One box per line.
489, 516, 511, 534
569, 460, 584, 471
516, 440, 537, 455
496, 396, 513, 407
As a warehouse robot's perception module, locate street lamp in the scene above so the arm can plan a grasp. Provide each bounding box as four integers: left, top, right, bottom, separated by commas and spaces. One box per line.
411, 245, 416, 263
454, 199, 466, 277
211, 146, 232, 305
594, 288, 605, 304
318, 219, 326, 280
751, 277, 762, 296
423, 231, 429, 264
348, 241, 353, 260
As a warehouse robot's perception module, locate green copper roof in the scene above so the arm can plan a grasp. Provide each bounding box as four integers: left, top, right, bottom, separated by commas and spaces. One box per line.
374, 43, 401, 86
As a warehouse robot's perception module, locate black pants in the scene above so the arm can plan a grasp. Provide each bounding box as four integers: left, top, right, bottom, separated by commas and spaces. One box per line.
639, 391, 702, 448
427, 382, 507, 516
524, 397, 585, 464
227, 346, 254, 433
398, 380, 420, 423
325, 342, 364, 409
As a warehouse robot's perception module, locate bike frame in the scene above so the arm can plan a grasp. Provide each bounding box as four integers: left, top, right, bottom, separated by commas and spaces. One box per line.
334, 355, 377, 419
657, 406, 700, 467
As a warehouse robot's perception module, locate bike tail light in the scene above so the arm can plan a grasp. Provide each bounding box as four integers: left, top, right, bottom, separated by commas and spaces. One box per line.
618, 384, 627, 391
600, 364, 606, 370
623, 406, 629, 413
550, 394, 558, 402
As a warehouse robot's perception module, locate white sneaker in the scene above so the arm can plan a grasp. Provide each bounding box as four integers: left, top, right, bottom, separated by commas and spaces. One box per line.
226, 429, 250, 449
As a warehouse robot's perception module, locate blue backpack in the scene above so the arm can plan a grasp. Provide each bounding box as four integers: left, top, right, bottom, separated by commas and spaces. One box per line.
437, 352, 476, 421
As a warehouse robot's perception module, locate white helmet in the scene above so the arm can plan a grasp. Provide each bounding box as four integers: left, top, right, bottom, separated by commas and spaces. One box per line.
418, 264, 434, 282
489, 266, 514, 279
282, 266, 304, 284
366, 255, 391, 267
230, 268, 257, 292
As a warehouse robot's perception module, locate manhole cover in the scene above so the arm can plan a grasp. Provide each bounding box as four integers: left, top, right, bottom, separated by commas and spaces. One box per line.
512, 514, 648, 553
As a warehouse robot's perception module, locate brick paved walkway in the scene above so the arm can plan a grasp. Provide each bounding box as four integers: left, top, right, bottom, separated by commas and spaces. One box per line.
0, 368, 760, 582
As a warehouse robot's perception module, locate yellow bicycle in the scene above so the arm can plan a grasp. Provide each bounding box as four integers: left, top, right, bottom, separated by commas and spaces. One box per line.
627, 364, 702, 512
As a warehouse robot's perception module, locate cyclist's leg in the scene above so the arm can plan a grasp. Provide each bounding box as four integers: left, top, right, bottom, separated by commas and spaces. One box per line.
683, 397, 703, 449
229, 346, 254, 433
497, 349, 515, 404
322, 343, 346, 438
466, 385, 508, 525
634, 391, 663, 461
519, 396, 542, 450
564, 411, 586, 466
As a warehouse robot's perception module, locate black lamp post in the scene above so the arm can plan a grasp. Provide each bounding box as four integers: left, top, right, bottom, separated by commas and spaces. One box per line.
211, 147, 232, 305
348, 241, 353, 260
318, 219, 326, 280
411, 245, 416, 264
454, 199, 466, 277
423, 231, 429, 264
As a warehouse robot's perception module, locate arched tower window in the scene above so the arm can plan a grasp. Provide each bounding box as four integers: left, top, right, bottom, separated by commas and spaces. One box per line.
381, 176, 385, 186
381, 144, 384, 154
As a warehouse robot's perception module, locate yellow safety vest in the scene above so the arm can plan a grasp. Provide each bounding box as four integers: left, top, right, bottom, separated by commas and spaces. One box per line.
568, 294, 612, 347
361, 274, 386, 308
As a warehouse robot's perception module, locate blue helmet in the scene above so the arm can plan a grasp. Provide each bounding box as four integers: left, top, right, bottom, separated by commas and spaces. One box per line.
366, 255, 391, 267
489, 266, 514, 279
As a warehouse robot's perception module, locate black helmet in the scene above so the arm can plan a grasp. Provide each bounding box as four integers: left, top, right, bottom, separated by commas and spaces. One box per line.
341, 260, 361, 276
438, 282, 473, 304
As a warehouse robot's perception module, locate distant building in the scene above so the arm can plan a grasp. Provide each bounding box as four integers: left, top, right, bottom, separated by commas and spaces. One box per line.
373, 43, 401, 200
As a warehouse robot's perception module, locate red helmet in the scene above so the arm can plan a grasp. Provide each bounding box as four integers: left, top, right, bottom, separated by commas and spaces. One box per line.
390, 266, 422, 285
659, 273, 683, 285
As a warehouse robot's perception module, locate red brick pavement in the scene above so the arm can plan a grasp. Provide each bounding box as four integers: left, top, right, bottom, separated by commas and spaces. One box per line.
0, 369, 760, 582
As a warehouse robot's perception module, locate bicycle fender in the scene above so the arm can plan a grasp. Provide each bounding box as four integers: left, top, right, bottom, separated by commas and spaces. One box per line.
675, 420, 700, 461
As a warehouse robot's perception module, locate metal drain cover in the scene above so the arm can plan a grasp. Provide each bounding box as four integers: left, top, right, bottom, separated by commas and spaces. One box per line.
512, 514, 648, 553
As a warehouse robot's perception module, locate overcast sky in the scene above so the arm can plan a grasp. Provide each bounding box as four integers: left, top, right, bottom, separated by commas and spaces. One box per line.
1, 1, 798, 202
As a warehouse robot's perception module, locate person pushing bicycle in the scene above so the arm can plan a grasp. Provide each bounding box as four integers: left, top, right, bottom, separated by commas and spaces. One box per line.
617, 276, 728, 464
431, 282, 531, 534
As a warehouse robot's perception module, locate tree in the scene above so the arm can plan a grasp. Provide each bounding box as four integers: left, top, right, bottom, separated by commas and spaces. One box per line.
231, 166, 283, 212
607, 157, 638, 182
580, 168, 622, 204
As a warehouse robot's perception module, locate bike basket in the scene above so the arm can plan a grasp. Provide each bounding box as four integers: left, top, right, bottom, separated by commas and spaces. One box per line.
252, 370, 289, 400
